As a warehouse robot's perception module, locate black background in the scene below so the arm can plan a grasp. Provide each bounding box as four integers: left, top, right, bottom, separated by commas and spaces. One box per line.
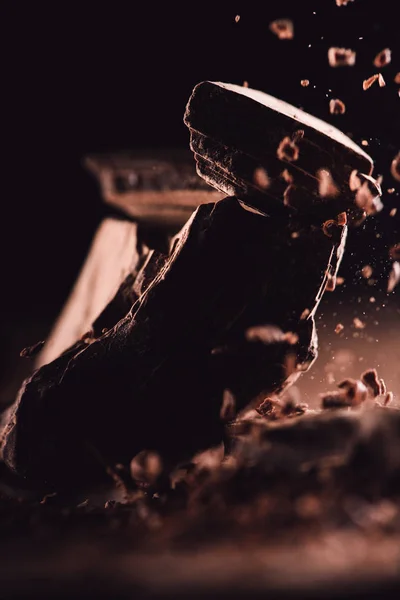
1, 0, 399, 403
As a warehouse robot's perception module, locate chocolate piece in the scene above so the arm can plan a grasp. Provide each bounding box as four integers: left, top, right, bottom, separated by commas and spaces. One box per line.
183, 81, 375, 221
85, 149, 223, 227
2, 195, 347, 488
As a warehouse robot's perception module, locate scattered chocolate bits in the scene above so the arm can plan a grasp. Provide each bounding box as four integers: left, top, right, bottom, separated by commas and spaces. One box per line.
353, 317, 365, 329
269, 18, 294, 40
317, 169, 340, 197
361, 265, 373, 279
19, 340, 45, 358
373, 48, 391, 68
362, 74, 380, 90
253, 167, 270, 189
390, 153, 400, 182
387, 261, 400, 293
335, 323, 344, 334
300, 79, 310, 87
328, 47, 356, 67
277, 136, 299, 161
329, 98, 346, 115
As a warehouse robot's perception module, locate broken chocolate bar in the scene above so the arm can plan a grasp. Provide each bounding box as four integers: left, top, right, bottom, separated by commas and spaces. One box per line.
1, 83, 381, 490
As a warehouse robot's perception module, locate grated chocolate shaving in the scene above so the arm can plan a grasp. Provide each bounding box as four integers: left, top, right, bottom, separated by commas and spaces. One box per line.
353, 317, 365, 329
378, 73, 386, 87
329, 98, 346, 114
19, 340, 45, 358
387, 261, 400, 293
363, 74, 380, 90
361, 368, 383, 398
373, 48, 391, 68
317, 169, 340, 197
328, 47, 356, 67
335, 323, 344, 334
269, 18, 294, 40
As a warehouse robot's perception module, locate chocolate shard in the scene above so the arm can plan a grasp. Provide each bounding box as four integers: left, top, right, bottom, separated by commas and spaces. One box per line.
183, 81, 377, 220
2, 194, 346, 489
84, 148, 224, 227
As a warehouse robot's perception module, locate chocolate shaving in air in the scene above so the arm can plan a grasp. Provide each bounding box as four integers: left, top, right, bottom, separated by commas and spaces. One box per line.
300, 79, 310, 87
329, 98, 346, 114
353, 317, 365, 329
335, 0, 354, 5
281, 169, 293, 183
234, 15, 240, 23
363, 74, 380, 90
277, 137, 299, 161
390, 153, 400, 182
355, 181, 383, 215
387, 261, 400, 293
390, 208, 397, 217
269, 18, 294, 40
335, 323, 344, 334
317, 169, 340, 197
395, 73, 400, 84
337, 378, 369, 405
378, 73, 386, 87
328, 47, 356, 67
373, 48, 391, 68
252, 167, 270, 189
361, 265, 373, 279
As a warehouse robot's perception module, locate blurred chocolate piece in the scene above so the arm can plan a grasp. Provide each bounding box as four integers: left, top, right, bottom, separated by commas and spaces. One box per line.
2, 82, 381, 490
37, 151, 223, 367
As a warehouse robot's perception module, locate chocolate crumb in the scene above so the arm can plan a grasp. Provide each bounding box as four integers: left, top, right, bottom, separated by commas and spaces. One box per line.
380, 379, 387, 396
390, 208, 397, 217
277, 136, 299, 161
384, 391, 394, 406
269, 18, 294, 40
321, 391, 349, 409
328, 47, 356, 67
243, 80, 249, 88
234, 15, 240, 23
361, 265, 373, 279
373, 48, 391, 68
361, 369, 382, 397
300, 308, 310, 320
395, 73, 400, 84
389, 243, 400, 260
253, 167, 270, 189
387, 188, 395, 194
317, 169, 340, 197
363, 74, 379, 90
353, 317, 365, 329
337, 378, 368, 405
387, 261, 400, 293
390, 153, 400, 182
281, 169, 293, 183
378, 73, 386, 87
335, 0, 354, 5
329, 98, 346, 114
300, 79, 310, 87
335, 323, 344, 334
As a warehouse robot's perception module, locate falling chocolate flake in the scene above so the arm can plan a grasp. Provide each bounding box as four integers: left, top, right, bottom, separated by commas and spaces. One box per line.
328, 47, 356, 67
335, 0, 354, 5
335, 323, 344, 334
281, 169, 293, 183
321, 391, 349, 409
378, 73, 386, 87
353, 317, 365, 329
325, 272, 337, 292
395, 73, 400, 84
336, 276, 345, 285
322, 219, 337, 237
349, 169, 362, 191
355, 182, 383, 215
300, 79, 310, 87
243, 80, 249, 88
390, 208, 397, 217
300, 308, 310, 320
253, 167, 270, 189
390, 153, 400, 182
329, 98, 346, 115
387, 261, 400, 293
317, 169, 340, 198
361, 369, 382, 397
269, 18, 294, 40
363, 74, 380, 90
19, 340, 45, 359
245, 325, 286, 344
361, 265, 373, 279
389, 243, 400, 260
220, 389, 236, 422
234, 15, 240, 23
277, 136, 299, 161
292, 129, 304, 143
388, 188, 395, 194
373, 48, 391, 68
380, 379, 387, 396
283, 331, 299, 345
